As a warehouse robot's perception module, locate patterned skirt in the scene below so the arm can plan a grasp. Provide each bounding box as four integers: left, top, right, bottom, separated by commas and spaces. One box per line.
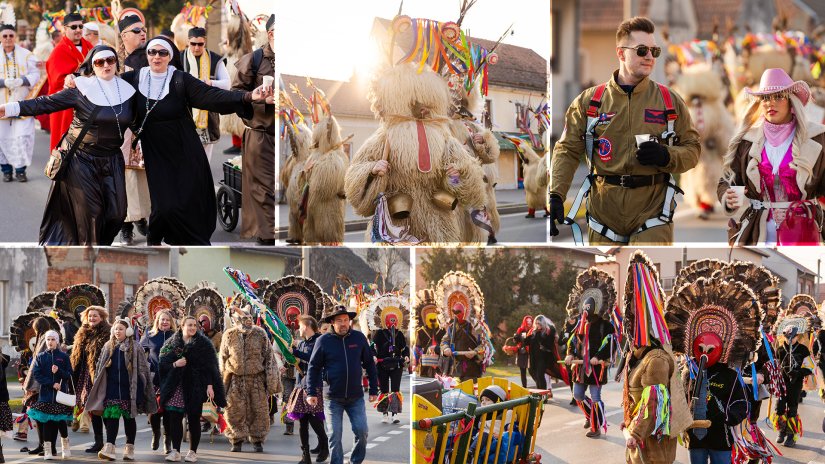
286, 387, 324, 421
0, 402, 12, 431
29, 401, 74, 423
164, 384, 186, 413
75, 369, 91, 406
102, 399, 131, 420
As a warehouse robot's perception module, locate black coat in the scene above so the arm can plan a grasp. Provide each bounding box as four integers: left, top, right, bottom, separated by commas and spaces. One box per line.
139, 329, 174, 388
0, 354, 8, 402
526, 327, 563, 379
371, 328, 409, 371
567, 317, 614, 385
159, 331, 226, 415
687, 364, 749, 451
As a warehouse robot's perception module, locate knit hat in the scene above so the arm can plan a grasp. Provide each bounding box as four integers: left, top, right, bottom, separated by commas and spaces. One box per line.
479, 385, 507, 404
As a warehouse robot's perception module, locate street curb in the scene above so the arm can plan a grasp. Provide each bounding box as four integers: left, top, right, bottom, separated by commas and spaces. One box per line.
277, 202, 530, 237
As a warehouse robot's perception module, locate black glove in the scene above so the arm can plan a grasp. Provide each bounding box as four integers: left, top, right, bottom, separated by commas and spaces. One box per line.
549, 193, 565, 236
636, 141, 670, 167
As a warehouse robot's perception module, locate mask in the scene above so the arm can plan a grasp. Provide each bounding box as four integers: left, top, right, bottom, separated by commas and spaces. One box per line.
691, 332, 723, 367
198, 315, 211, 333
425, 314, 438, 329
385, 313, 398, 328
286, 307, 301, 330
452, 304, 466, 324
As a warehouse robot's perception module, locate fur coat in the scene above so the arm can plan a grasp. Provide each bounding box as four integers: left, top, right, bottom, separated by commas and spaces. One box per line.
85, 338, 158, 418
285, 123, 312, 243
522, 143, 549, 210
159, 330, 226, 416
219, 325, 280, 395
303, 115, 350, 245
70, 321, 112, 384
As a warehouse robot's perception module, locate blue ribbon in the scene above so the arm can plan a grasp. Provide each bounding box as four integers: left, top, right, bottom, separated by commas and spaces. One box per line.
750, 363, 759, 400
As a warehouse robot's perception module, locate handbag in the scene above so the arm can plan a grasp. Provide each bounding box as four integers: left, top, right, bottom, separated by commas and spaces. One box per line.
777, 200, 822, 245
55, 376, 76, 408
201, 399, 219, 423
45, 106, 101, 180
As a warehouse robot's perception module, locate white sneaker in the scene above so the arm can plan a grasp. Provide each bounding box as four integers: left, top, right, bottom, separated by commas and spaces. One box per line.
184, 451, 197, 462
381, 413, 388, 423
165, 450, 181, 462
61, 437, 71, 459
392, 414, 400, 424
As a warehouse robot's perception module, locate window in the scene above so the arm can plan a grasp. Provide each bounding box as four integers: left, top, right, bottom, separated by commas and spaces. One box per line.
124, 284, 135, 300
25, 281, 33, 301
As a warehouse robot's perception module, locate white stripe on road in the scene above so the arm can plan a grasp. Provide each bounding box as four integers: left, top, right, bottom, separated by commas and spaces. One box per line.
386, 430, 404, 435
373, 436, 390, 442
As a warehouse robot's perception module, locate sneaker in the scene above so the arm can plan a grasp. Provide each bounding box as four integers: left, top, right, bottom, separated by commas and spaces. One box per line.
184, 451, 197, 462
381, 414, 388, 424
15, 172, 26, 182
392, 415, 400, 424
165, 450, 181, 462
585, 429, 601, 438
123, 443, 134, 461
583, 420, 590, 429
135, 219, 149, 236
2, 172, 12, 182
98, 443, 116, 461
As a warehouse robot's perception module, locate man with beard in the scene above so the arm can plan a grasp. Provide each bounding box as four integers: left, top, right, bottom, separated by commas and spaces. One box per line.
45, 12, 92, 150
440, 303, 485, 382
219, 306, 280, 452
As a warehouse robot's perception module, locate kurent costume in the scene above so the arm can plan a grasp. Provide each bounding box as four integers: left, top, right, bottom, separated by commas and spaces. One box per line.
770, 295, 820, 447
619, 251, 692, 464
262, 275, 326, 436
219, 306, 281, 450
44, 13, 93, 150
366, 294, 410, 422
343, 15, 487, 244
184, 284, 224, 351
0, 29, 40, 179
437, 271, 494, 382
132, 277, 186, 332
565, 267, 617, 438
281, 91, 313, 244
550, 70, 701, 245
665, 273, 759, 462
513, 138, 549, 219
233, 29, 276, 243
413, 289, 445, 378
181, 27, 230, 162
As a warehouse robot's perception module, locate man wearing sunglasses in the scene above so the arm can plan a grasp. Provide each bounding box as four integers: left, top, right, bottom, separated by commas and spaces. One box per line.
0, 24, 39, 183
181, 27, 229, 162
45, 12, 93, 151
232, 14, 276, 245
549, 16, 700, 245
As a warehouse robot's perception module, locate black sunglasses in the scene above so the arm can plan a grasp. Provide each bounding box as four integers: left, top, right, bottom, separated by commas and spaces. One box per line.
620, 45, 662, 58
66, 24, 83, 30
93, 56, 117, 67
0, 34, 13, 39
189, 42, 205, 47
126, 27, 146, 34
147, 49, 170, 57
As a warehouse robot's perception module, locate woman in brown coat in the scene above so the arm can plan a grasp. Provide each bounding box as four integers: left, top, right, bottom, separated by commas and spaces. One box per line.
69, 306, 111, 453
719, 68, 825, 246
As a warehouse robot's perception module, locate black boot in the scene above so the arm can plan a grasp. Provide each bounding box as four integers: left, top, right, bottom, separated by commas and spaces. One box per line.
298, 446, 311, 464
230, 441, 242, 452
85, 433, 103, 453
135, 218, 148, 236
151, 432, 160, 451
310, 443, 321, 454
15, 172, 26, 182
284, 422, 294, 435
120, 222, 134, 246
253, 442, 263, 453
316, 442, 329, 462
2, 172, 12, 182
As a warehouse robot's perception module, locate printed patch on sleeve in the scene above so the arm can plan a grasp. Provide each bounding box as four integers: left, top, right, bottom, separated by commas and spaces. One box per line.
644, 109, 666, 124
597, 137, 613, 162
596, 112, 616, 126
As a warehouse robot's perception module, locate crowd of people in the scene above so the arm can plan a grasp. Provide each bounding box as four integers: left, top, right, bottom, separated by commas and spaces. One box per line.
0, 8, 276, 246
0, 273, 415, 464
414, 256, 825, 464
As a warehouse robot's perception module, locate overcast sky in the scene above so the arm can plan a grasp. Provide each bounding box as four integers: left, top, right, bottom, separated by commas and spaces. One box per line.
273, 0, 550, 81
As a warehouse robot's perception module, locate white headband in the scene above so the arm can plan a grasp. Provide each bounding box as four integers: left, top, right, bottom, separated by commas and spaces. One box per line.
147, 38, 173, 56
92, 49, 115, 61
44, 330, 60, 340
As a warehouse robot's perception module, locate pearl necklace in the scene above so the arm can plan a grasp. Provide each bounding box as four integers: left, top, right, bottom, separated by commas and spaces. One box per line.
96, 77, 123, 138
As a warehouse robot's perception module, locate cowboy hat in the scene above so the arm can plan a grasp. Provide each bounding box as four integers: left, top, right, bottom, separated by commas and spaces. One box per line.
745, 68, 810, 106
324, 304, 357, 323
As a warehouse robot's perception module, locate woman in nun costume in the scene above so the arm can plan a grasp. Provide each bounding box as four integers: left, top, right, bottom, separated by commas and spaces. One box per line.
0, 44, 135, 245
121, 36, 269, 245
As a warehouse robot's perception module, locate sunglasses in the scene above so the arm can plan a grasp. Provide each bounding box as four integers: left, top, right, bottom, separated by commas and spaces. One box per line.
620, 44, 662, 58
189, 42, 205, 47
758, 93, 789, 103
126, 27, 146, 34
93, 56, 117, 67
147, 49, 170, 57
66, 24, 83, 30
0, 34, 13, 39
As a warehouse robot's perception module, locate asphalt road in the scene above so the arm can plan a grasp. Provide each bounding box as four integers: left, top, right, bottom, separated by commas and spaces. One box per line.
0, 126, 255, 245
521, 370, 825, 464
2, 375, 411, 464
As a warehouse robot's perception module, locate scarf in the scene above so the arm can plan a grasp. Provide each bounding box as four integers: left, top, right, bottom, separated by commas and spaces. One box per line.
186, 50, 210, 129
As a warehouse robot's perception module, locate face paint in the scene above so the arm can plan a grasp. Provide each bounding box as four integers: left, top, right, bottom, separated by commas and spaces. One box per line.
692, 332, 723, 367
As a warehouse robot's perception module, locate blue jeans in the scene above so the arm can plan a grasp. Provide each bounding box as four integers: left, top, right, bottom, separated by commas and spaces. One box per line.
0, 164, 24, 174
328, 396, 369, 464
689, 448, 731, 464
572, 383, 602, 403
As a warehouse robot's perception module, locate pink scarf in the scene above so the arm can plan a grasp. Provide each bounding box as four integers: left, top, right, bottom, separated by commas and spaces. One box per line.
763, 117, 796, 146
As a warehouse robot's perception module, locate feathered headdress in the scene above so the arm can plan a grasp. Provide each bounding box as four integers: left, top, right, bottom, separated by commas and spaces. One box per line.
717, 261, 781, 330
184, 283, 225, 333
435, 271, 485, 327
672, 258, 728, 293
566, 267, 617, 321
55, 283, 106, 323
134, 278, 186, 325
261, 275, 326, 325
11, 312, 60, 354
414, 288, 439, 329
364, 293, 410, 331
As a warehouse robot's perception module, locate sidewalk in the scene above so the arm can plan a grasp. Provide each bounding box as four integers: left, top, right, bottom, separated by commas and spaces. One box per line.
276, 188, 531, 236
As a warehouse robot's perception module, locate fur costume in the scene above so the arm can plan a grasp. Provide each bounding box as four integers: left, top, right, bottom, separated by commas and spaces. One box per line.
284, 122, 312, 243
84, 338, 158, 418
303, 113, 350, 245
70, 322, 112, 386
219, 324, 280, 443
673, 64, 733, 213
344, 62, 487, 243
520, 141, 549, 213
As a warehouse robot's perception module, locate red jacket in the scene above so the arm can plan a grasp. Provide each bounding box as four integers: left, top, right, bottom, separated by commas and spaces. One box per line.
45, 36, 93, 149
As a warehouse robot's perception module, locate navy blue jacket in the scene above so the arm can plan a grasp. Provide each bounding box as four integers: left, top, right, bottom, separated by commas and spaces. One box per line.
293, 333, 322, 388
32, 349, 73, 403
307, 329, 378, 400
140, 330, 174, 388
105, 347, 131, 401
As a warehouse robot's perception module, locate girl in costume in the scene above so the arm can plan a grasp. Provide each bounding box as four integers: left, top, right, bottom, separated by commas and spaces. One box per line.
28, 330, 73, 461
720, 67, 825, 245
85, 318, 156, 461
289, 315, 329, 464
138, 310, 177, 454
526, 315, 563, 394
20, 316, 59, 457
70, 304, 111, 454
160, 316, 225, 462
512, 315, 532, 388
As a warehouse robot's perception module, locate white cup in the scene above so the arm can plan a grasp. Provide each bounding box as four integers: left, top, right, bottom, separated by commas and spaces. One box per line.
262, 75, 274, 90
635, 134, 653, 148
730, 186, 745, 209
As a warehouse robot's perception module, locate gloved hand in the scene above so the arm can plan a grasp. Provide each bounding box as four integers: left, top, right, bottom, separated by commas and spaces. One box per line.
636, 141, 670, 167
3, 78, 19, 90
549, 193, 565, 236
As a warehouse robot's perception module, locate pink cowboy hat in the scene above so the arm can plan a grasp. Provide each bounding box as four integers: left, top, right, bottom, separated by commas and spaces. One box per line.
745, 68, 810, 105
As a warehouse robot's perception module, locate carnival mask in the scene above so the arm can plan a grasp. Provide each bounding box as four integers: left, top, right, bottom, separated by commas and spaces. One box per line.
198, 314, 211, 333
385, 313, 398, 329
691, 332, 723, 367
452, 303, 466, 324
286, 307, 301, 330
426, 313, 438, 329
